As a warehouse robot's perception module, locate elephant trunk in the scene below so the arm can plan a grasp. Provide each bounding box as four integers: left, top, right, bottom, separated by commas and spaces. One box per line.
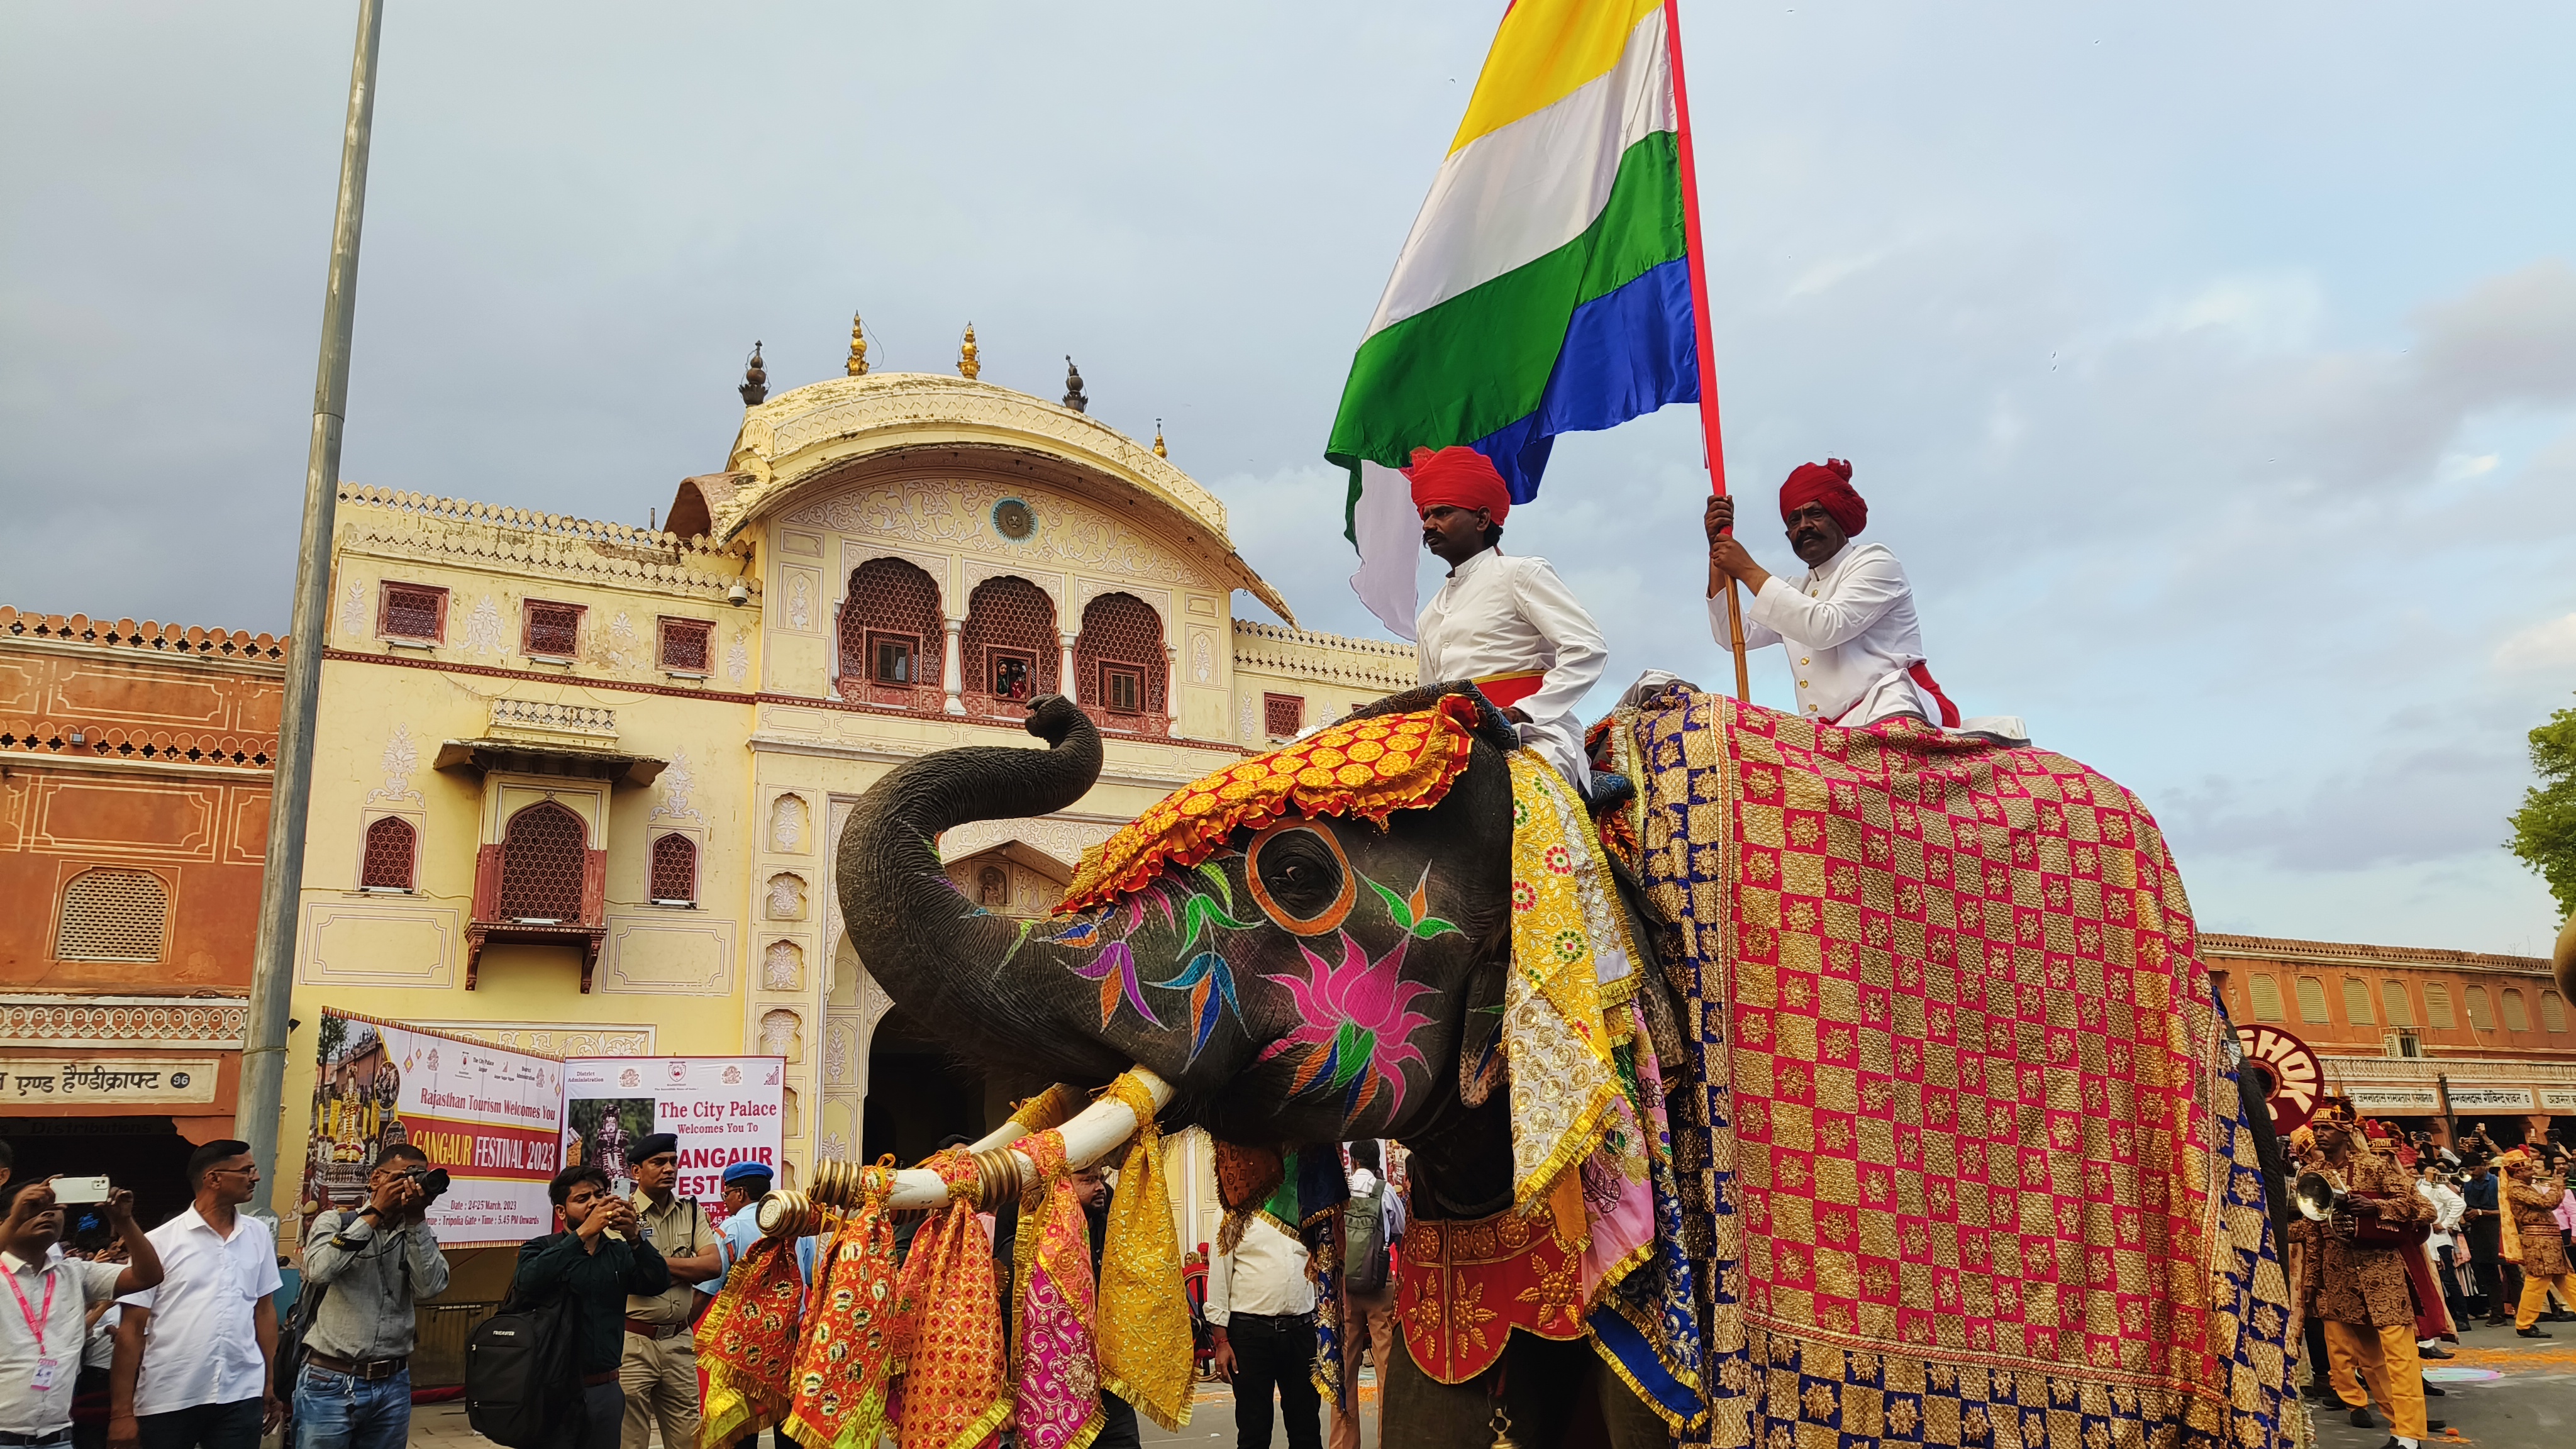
837, 695, 1122, 1077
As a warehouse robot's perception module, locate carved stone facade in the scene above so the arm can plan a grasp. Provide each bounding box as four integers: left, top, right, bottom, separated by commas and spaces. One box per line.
221, 363, 1416, 1205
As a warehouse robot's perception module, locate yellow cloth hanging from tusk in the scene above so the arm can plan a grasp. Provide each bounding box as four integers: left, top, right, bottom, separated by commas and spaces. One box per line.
1094, 1072, 1194, 1432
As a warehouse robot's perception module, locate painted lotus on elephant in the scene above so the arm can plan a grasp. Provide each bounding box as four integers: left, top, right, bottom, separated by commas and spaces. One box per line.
822, 683, 2296, 1449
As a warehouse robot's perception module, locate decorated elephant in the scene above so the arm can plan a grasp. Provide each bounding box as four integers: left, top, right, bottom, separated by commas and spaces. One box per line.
828, 685, 2298, 1449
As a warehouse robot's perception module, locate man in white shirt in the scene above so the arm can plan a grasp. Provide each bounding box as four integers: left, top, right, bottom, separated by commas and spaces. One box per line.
3, 1179, 165, 1449
1705, 459, 1960, 728
109, 1140, 282, 1449
1205, 1212, 1321, 1449
1409, 446, 1608, 791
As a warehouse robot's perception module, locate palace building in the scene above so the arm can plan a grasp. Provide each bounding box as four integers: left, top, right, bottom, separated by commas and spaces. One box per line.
0, 611, 281, 1222
275, 328, 1414, 1228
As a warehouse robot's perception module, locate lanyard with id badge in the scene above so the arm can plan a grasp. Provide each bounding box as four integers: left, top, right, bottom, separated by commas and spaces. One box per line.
7, 1264, 60, 1391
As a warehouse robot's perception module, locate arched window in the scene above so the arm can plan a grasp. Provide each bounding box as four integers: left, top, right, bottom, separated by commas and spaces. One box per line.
2380, 980, 2413, 1028
2463, 986, 2494, 1031
360, 816, 418, 891
2294, 976, 2329, 1024
2247, 974, 2285, 1023
2501, 989, 2531, 1033
960, 576, 1058, 716
2341, 978, 2375, 1025
497, 802, 587, 921
55, 868, 168, 963
838, 558, 944, 708
650, 834, 698, 904
1075, 592, 1166, 731
2545, 991, 2568, 1033
2423, 982, 2456, 1029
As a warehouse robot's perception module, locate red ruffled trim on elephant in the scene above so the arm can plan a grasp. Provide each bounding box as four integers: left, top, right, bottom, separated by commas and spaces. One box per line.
1395, 1206, 1590, 1385
1060, 696, 1483, 913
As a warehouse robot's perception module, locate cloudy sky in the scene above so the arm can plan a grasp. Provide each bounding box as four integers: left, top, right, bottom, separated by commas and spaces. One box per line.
6, 3, 2573, 953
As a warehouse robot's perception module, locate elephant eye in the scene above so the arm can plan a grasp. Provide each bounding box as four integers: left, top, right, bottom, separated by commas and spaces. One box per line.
1256, 831, 1344, 916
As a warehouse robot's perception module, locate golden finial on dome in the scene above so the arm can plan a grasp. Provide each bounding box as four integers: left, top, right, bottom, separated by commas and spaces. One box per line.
1152, 419, 1167, 458
845, 312, 868, 377
958, 323, 980, 380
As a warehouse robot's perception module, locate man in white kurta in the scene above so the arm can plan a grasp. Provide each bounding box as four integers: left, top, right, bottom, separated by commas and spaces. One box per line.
1407, 447, 1607, 790
1704, 458, 1957, 728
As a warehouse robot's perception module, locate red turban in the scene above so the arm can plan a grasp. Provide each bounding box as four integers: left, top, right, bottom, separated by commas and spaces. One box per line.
1407, 446, 1511, 525
1779, 458, 1865, 536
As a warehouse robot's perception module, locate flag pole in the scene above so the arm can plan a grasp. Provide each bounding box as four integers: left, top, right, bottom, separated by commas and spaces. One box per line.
1664, 0, 1750, 701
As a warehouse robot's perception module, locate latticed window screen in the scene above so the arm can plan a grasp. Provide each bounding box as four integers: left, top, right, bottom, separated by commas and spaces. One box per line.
497, 802, 587, 920
1075, 593, 1165, 719
380, 584, 446, 641
2544, 991, 2568, 1033
360, 816, 417, 890
525, 601, 583, 657
2463, 986, 2493, 1030
1264, 694, 1305, 739
658, 618, 713, 672
55, 868, 168, 962
2423, 982, 2456, 1028
650, 833, 697, 902
2248, 974, 2284, 1023
2380, 980, 2413, 1027
2341, 978, 2375, 1025
840, 559, 943, 700
2501, 989, 2530, 1032
961, 577, 1058, 709
2294, 977, 2329, 1024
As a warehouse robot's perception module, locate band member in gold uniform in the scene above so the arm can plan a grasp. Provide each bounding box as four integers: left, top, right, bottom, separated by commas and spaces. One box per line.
2289, 1116, 2445, 1449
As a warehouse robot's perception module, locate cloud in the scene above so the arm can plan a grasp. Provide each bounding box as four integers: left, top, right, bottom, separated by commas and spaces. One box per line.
2495, 614, 2576, 675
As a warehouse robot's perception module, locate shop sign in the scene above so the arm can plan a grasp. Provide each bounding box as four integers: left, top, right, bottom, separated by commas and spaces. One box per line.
2346, 1085, 2442, 1111
2445, 1085, 2537, 1111
2539, 1087, 2576, 1113
1, 1058, 219, 1104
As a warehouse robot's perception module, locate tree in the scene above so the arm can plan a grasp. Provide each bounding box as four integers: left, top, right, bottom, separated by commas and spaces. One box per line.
2507, 698, 2576, 918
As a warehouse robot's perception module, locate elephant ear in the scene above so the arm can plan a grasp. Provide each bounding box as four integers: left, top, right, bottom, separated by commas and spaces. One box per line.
1456, 951, 1507, 1108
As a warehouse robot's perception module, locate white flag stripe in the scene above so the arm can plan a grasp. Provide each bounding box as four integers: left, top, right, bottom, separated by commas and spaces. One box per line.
1363, 11, 1672, 340
1349, 461, 1422, 641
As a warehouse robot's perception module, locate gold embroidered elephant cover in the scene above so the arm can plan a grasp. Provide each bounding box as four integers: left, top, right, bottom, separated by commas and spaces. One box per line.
1624, 692, 2295, 1449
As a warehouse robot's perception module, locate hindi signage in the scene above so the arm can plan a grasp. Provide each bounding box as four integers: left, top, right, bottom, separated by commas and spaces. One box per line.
298, 1009, 565, 1248
563, 1055, 784, 1223
2445, 1085, 2537, 1112
1, 1058, 219, 1104
2345, 1085, 2443, 1111
2539, 1087, 2576, 1113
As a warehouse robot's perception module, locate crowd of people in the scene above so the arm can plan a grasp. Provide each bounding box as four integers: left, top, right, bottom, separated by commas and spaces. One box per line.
2286, 1115, 2575, 1449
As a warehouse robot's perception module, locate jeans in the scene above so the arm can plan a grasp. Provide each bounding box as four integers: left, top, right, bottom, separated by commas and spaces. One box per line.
134, 1399, 263, 1449
293, 1363, 411, 1449
1226, 1313, 1322, 1449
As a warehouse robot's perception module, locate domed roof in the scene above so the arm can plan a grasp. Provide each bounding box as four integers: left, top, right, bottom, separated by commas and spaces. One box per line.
669, 372, 1293, 625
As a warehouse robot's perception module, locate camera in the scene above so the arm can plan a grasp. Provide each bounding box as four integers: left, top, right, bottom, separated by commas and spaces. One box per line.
397, 1165, 452, 1204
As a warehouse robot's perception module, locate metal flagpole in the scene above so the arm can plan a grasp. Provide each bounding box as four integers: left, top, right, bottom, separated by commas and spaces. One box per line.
1663, 0, 1751, 701
236, 0, 386, 1217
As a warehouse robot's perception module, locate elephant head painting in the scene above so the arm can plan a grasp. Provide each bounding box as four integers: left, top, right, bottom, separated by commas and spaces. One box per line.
833, 685, 2299, 1449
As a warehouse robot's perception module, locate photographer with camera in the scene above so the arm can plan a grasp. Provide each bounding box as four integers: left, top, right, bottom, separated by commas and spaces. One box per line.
292, 1146, 451, 1449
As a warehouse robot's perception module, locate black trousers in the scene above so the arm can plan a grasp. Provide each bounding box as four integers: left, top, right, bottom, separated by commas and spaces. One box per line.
1227, 1312, 1323, 1449
2472, 1258, 2519, 1321
135, 1399, 263, 1449
1094, 1391, 1142, 1449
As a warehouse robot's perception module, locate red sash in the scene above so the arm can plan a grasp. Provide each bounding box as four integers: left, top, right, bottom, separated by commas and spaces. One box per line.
1472, 670, 1544, 711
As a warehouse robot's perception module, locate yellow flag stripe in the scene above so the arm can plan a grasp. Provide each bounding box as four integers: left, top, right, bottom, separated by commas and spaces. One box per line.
1450, 0, 1665, 155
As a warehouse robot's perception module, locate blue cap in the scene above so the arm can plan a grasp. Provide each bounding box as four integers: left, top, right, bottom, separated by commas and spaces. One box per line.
721, 1161, 774, 1188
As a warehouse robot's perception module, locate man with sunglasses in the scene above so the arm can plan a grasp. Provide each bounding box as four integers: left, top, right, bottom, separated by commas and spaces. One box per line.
109, 1142, 282, 1449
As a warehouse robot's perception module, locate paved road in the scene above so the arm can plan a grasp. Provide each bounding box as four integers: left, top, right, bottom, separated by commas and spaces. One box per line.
2307, 1324, 2576, 1449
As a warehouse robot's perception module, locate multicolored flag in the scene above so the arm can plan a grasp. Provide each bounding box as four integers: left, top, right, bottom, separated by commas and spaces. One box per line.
1329, 0, 1707, 637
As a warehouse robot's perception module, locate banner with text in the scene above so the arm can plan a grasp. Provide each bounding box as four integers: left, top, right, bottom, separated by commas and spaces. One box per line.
563, 1055, 786, 1223
299, 1009, 565, 1248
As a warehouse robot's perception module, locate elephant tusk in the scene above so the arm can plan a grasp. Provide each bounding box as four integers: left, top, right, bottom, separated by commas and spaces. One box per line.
764, 1067, 1172, 1228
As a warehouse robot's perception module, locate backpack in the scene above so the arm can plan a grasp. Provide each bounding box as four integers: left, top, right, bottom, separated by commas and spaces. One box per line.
465, 1274, 585, 1449
1343, 1180, 1389, 1295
